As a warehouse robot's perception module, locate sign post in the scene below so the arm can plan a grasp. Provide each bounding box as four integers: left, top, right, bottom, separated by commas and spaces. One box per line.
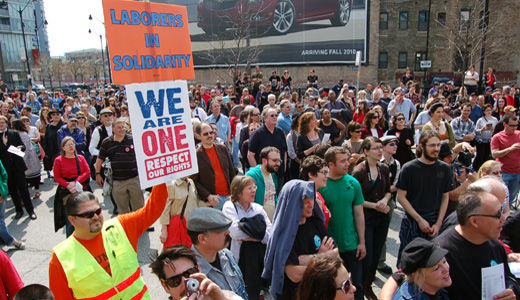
355, 50, 362, 94
102, 0, 197, 188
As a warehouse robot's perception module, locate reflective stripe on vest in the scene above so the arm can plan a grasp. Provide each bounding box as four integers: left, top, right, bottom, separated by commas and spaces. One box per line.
53, 218, 150, 300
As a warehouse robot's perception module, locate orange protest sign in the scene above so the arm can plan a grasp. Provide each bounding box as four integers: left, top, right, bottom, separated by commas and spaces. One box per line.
102, 0, 195, 85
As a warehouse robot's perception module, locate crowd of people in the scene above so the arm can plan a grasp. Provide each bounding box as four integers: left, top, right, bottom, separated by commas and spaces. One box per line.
0, 65, 520, 300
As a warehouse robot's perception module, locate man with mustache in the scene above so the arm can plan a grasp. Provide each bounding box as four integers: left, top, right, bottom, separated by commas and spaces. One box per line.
395, 130, 454, 265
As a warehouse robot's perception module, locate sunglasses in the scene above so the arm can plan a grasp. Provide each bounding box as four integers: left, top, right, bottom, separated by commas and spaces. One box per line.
469, 206, 503, 220
336, 277, 352, 294
396, 117, 405, 121
353, 130, 362, 133
162, 266, 199, 288
72, 208, 102, 219
201, 131, 213, 137
387, 142, 397, 147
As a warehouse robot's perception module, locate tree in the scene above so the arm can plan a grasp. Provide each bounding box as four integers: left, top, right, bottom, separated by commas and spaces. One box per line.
51, 58, 65, 88
199, 2, 268, 83
66, 58, 85, 82
435, 0, 520, 75
39, 54, 54, 89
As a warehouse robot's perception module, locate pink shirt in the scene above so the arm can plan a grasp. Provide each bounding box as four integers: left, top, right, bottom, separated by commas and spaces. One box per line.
491, 130, 520, 173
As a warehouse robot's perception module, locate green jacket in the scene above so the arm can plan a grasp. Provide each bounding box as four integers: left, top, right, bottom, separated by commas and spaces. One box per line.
0, 161, 7, 199
245, 165, 278, 206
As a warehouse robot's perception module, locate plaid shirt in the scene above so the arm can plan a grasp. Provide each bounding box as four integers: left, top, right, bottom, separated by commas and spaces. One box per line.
450, 117, 475, 141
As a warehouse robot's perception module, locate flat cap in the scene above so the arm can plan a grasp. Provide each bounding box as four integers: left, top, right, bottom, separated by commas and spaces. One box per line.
99, 108, 114, 116
381, 135, 398, 145
187, 207, 232, 232
400, 238, 448, 274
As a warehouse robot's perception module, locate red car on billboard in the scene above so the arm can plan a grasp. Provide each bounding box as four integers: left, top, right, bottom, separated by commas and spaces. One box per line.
197, 0, 353, 35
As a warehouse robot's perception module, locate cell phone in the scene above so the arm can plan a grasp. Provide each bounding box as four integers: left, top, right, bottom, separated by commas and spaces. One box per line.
486, 123, 492, 127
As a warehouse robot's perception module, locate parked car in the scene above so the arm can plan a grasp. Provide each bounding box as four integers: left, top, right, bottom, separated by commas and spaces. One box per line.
197, 0, 353, 35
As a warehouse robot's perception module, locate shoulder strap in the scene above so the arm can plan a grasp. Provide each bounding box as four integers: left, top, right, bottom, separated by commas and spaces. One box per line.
179, 181, 190, 220
75, 155, 81, 177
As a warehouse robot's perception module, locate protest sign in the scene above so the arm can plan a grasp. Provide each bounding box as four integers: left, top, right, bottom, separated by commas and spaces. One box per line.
126, 80, 198, 189
102, 0, 195, 84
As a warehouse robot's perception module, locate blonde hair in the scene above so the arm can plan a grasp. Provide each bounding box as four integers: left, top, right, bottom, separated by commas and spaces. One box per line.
478, 160, 502, 178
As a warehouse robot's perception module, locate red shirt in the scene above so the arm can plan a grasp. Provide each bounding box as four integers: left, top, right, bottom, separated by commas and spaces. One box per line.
491, 130, 520, 173
205, 146, 231, 196
48, 184, 168, 299
53, 155, 90, 188
0, 251, 23, 300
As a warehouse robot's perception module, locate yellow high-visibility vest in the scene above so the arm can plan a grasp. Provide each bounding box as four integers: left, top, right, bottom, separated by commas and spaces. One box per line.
54, 218, 150, 300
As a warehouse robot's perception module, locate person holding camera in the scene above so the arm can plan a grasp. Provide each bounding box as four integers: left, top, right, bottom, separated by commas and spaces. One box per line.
474, 104, 498, 171
150, 245, 240, 300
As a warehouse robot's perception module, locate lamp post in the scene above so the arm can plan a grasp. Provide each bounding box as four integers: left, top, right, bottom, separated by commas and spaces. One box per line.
478, 0, 489, 93
32, 8, 47, 51
89, 28, 107, 85
89, 14, 112, 85
10, 0, 38, 87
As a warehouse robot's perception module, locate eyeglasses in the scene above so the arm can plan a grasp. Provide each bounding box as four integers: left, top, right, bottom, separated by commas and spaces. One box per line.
268, 114, 278, 118
162, 266, 199, 288
491, 170, 503, 176
425, 143, 441, 148
396, 117, 405, 121
72, 208, 102, 219
77, 116, 86, 119
469, 206, 503, 220
369, 146, 384, 151
201, 131, 213, 137
336, 276, 352, 294
252, 113, 260, 116
353, 130, 362, 133
387, 142, 397, 147
506, 123, 519, 128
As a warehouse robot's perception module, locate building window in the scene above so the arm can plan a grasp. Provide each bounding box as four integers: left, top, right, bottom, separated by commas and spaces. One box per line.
379, 52, 388, 69
398, 52, 408, 69
418, 10, 429, 31
460, 9, 470, 30
399, 11, 408, 30
414, 52, 427, 71
379, 12, 388, 30
437, 12, 446, 26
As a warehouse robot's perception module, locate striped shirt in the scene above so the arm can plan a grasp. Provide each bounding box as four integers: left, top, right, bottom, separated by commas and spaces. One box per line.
98, 134, 139, 180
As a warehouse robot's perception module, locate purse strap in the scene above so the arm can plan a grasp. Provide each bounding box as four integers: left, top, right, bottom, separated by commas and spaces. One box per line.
74, 155, 81, 178
179, 181, 190, 221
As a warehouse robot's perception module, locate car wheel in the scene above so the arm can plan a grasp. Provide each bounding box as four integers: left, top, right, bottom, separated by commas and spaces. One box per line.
272, 0, 295, 35
330, 0, 352, 26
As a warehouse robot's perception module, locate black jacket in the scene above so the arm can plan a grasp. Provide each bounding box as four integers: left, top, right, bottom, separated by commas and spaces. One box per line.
0, 129, 27, 172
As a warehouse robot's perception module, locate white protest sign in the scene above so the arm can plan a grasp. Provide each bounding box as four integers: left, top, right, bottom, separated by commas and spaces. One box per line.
126, 80, 198, 188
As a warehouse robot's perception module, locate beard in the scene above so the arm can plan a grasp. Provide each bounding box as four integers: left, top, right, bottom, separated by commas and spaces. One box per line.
266, 163, 279, 173
423, 149, 438, 162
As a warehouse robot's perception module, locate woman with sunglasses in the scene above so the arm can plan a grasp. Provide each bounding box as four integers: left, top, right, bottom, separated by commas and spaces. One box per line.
319, 108, 346, 146
343, 122, 364, 173
361, 110, 384, 139
386, 112, 416, 165
297, 256, 356, 300
53, 136, 91, 237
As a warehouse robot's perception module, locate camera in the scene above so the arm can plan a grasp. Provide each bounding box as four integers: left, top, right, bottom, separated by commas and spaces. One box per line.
457, 149, 474, 168
185, 278, 200, 299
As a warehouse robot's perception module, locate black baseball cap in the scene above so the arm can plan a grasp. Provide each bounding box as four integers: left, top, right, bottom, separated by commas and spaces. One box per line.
400, 238, 448, 274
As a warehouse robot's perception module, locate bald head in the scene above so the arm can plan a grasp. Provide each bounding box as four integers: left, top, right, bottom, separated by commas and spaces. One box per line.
468, 176, 507, 206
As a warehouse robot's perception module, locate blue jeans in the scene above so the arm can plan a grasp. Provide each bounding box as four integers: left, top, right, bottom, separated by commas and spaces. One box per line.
213, 195, 229, 211
0, 201, 15, 245
232, 139, 240, 169
502, 172, 520, 209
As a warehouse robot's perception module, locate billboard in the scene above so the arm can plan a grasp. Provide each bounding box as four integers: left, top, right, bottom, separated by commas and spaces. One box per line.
166, 0, 368, 67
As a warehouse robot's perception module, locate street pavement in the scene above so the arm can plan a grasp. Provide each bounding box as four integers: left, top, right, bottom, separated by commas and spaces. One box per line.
2, 172, 404, 299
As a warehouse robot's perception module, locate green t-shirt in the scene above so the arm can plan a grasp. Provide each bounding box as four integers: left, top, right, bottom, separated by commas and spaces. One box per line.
318, 175, 364, 252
